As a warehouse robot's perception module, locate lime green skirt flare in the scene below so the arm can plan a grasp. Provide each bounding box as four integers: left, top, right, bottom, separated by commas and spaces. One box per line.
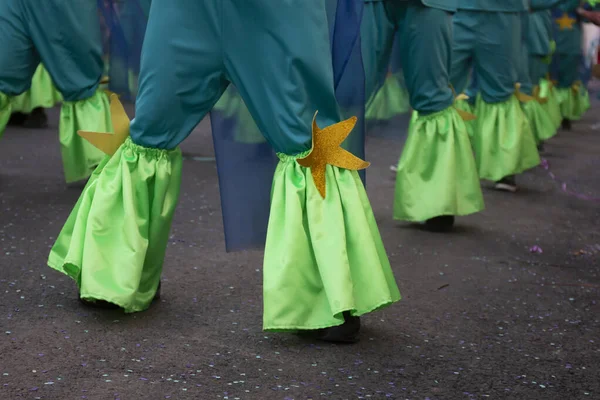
472, 95, 540, 181
522, 99, 556, 144
365, 74, 411, 121
556, 86, 591, 121
539, 79, 562, 130
10, 65, 62, 114
263, 153, 401, 331
0, 92, 10, 139
48, 138, 183, 313
393, 107, 484, 222
59, 89, 112, 183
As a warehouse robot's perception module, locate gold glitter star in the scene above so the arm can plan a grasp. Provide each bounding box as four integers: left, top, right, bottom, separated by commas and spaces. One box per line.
297, 113, 370, 198
555, 12, 576, 30
78, 93, 130, 156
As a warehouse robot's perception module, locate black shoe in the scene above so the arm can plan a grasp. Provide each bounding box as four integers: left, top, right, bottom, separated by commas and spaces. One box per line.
299, 312, 361, 344
537, 142, 545, 152
23, 108, 48, 129
424, 215, 455, 232
561, 118, 572, 131
494, 175, 518, 193
8, 112, 27, 126
79, 282, 161, 310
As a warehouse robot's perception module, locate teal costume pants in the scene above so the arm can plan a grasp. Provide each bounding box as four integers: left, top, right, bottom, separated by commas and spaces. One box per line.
553, 53, 581, 88
0, 0, 103, 101
451, 10, 521, 102
529, 55, 550, 84
361, 0, 454, 115
517, 15, 534, 95
132, 0, 340, 154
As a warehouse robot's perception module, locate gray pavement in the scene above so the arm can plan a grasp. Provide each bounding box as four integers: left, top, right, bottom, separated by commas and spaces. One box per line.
0, 106, 599, 400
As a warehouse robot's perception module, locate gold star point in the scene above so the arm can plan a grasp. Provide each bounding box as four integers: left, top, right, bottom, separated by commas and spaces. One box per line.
77, 93, 130, 156
297, 112, 370, 198
556, 12, 576, 30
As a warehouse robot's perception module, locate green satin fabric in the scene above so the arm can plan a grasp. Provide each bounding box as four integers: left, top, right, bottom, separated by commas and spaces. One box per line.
59, 90, 111, 183
48, 138, 183, 313
366, 74, 411, 121
0, 92, 10, 139
393, 107, 484, 221
539, 79, 562, 129
556, 87, 591, 121
263, 155, 401, 331
522, 100, 556, 144
473, 95, 540, 181
10, 65, 62, 114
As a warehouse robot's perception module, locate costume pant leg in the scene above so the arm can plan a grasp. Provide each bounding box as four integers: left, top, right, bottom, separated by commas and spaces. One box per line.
224, 0, 400, 331
555, 53, 589, 119
529, 55, 549, 84
0, 0, 39, 137
49, 0, 227, 312
518, 18, 556, 143
393, 3, 483, 222
470, 11, 540, 181
22, 0, 108, 182
450, 11, 477, 95
360, 1, 397, 102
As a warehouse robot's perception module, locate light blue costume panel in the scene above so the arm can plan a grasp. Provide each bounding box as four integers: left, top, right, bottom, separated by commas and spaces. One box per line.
132, 0, 340, 155
0, 0, 103, 101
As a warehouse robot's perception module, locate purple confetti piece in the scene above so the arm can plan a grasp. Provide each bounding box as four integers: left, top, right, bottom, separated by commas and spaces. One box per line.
529, 245, 543, 254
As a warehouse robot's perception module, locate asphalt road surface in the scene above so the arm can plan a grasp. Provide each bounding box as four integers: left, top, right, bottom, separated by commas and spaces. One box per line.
1, 106, 599, 399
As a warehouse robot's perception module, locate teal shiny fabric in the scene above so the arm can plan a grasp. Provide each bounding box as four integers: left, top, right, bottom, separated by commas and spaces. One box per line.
362, 1, 454, 114
0, 0, 103, 101
132, 0, 339, 154
554, 53, 581, 87
451, 10, 521, 103
518, 13, 534, 95
527, 11, 553, 56
529, 56, 550, 85
457, 0, 527, 12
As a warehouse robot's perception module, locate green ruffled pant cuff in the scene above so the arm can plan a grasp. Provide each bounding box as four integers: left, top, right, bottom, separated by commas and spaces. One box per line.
263, 154, 401, 331
366, 74, 411, 121
473, 95, 540, 181
48, 138, 183, 313
522, 100, 556, 143
393, 107, 484, 222
10, 65, 62, 113
556, 87, 591, 121
60, 89, 112, 183
539, 80, 562, 130
0, 92, 11, 139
